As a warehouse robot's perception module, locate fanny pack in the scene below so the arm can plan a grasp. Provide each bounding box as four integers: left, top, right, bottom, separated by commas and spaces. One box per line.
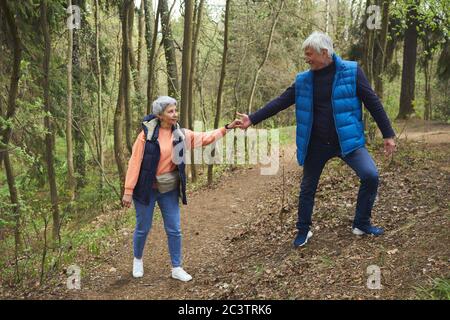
156, 171, 180, 193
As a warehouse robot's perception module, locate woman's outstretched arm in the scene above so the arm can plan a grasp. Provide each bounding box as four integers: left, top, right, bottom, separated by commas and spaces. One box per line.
184, 119, 241, 149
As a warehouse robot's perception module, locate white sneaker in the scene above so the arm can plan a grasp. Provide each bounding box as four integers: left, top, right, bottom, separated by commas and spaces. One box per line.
133, 257, 144, 278
171, 267, 192, 282
352, 227, 366, 236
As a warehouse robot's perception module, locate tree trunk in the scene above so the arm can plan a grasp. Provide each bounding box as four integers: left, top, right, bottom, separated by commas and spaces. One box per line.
125, 0, 134, 152
397, 1, 419, 119
0, 0, 21, 166
424, 58, 432, 120
374, 0, 390, 99
66, 0, 76, 200
127, 2, 139, 94
115, 1, 131, 192
115, 72, 127, 193
189, 0, 204, 130
4, 152, 20, 279
94, 0, 104, 192
137, 0, 145, 101
207, 0, 231, 185
188, 0, 205, 182
246, 0, 284, 114
143, 0, 160, 114
160, 0, 180, 99
361, 0, 377, 141
0, 0, 22, 281
363, 0, 375, 86
72, 0, 86, 192
40, 0, 60, 242
180, 0, 193, 128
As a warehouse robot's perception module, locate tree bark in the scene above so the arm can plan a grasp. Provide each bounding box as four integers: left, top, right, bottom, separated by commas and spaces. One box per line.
127, 2, 139, 94
397, 1, 419, 119
137, 0, 145, 100
424, 58, 432, 120
122, 0, 133, 153
0, 0, 21, 164
374, 0, 390, 99
40, 0, 60, 242
94, 0, 104, 191
189, 0, 204, 130
143, 0, 160, 114
0, 0, 22, 281
188, 0, 205, 182
66, 0, 76, 200
160, 0, 180, 99
180, 0, 194, 128
363, 0, 375, 86
207, 0, 231, 185
115, 0, 131, 192
72, 0, 86, 191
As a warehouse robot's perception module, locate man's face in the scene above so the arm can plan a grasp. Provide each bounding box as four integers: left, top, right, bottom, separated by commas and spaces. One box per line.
304, 47, 330, 70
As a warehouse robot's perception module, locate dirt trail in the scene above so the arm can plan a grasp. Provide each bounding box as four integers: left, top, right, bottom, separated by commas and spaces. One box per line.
60, 145, 299, 300
396, 119, 450, 144
33, 121, 449, 299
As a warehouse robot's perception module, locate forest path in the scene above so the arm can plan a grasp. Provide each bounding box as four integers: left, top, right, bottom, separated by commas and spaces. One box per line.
35, 121, 450, 299
62, 143, 299, 299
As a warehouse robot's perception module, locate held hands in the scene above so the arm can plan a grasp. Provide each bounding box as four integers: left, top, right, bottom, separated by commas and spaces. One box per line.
235, 112, 252, 130
384, 137, 397, 157
122, 194, 132, 208
226, 118, 244, 129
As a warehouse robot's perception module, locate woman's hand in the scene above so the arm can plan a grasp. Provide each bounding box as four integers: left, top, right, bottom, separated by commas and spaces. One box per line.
122, 194, 132, 208
226, 119, 243, 129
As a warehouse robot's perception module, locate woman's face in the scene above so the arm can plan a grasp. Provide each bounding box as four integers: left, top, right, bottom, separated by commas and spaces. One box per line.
158, 104, 178, 126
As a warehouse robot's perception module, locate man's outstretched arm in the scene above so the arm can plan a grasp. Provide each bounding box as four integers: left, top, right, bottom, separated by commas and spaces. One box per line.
356, 67, 396, 139
357, 67, 397, 155
238, 83, 296, 128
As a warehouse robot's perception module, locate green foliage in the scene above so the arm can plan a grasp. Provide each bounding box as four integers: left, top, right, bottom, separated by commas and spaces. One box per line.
1, 0, 449, 293
416, 278, 450, 300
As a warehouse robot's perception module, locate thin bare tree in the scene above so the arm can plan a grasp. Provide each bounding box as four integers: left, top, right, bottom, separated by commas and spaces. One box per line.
207, 0, 231, 185
40, 0, 60, 242
66, 0, 76, 200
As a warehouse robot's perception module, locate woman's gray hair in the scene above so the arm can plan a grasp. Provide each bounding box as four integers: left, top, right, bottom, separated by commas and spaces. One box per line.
301, 31, 334, 58
152, 96, 177, 115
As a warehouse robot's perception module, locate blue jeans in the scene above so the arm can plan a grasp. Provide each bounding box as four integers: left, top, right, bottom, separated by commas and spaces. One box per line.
296, 140, 379, 233
133, 188, 182, 267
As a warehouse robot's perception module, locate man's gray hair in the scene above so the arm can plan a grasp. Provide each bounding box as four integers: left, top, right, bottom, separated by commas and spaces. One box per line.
152, 96, 177, 115
302, 31, 334, 58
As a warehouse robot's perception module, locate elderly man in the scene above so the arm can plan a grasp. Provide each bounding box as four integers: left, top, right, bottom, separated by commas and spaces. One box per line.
237, 31, 396, 247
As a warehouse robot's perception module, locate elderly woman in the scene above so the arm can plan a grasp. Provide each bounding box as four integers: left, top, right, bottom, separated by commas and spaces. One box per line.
122, 96, 241, 281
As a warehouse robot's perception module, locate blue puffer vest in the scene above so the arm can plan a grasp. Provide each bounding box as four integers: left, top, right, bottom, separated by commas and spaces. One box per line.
132, 114, 188, 205
294, 54, 365, 166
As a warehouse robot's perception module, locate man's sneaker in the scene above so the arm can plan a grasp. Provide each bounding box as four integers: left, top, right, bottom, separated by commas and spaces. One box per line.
293, 230, 313, 248
171, 267, 192, 282
132, 257, 144, 278
352, 225, 384, 236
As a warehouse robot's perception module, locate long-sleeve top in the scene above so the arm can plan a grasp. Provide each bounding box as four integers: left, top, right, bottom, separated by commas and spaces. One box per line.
124, 127, 227, 196
248, 63, 396, 141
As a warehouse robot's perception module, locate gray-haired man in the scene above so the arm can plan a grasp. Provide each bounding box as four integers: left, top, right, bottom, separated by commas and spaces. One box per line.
237, 32, 396, 247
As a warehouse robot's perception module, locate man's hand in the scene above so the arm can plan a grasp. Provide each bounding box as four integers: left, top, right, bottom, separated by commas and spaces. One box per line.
236, 112, 252, 130
384, 137, 396, 156
122, 194, 132, 208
